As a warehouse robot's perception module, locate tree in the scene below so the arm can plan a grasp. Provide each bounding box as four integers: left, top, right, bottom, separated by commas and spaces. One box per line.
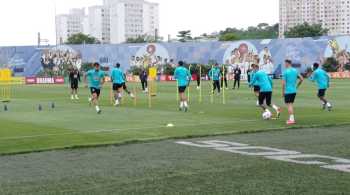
126, 35, 157, 43
219, 23, 279, 40
66, 33, 100, 45
177, 30, 192, 42
284, 22, 329, 38
219, 32, 239, 41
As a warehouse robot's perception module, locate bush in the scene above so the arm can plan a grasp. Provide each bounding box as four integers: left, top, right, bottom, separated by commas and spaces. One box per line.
322, 57, 338, 72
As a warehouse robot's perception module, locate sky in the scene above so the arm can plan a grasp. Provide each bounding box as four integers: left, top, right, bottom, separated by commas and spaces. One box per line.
0, 0, 278, 46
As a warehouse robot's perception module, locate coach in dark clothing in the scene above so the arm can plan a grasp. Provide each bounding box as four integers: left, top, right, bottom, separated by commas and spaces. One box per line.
233, 66, 242, 89
139, 69, 148, 92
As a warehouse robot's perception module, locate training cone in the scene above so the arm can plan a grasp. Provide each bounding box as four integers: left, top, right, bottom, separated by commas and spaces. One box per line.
166, 123, 174, 128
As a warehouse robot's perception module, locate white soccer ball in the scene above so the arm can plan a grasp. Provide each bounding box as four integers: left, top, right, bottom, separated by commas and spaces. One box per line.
262, 111, 272, 120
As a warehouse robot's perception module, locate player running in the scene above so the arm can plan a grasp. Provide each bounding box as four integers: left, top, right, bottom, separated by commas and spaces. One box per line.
282, 60, 304, 125
174, 61, 191, 112
249, 64, 260, 106
69, 67, 81, 100
110, 63, 134, 106
208, 63, 221, 94
308, 63, 332, 111
250, 64, 281, 118
84, 63, 105, 114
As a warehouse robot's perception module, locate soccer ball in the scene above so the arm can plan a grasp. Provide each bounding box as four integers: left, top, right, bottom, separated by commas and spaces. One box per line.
262, 111, 272, 120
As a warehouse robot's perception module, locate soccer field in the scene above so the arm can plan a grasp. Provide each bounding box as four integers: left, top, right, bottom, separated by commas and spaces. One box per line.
1, 125, 350, 194
0, 80, 349, 155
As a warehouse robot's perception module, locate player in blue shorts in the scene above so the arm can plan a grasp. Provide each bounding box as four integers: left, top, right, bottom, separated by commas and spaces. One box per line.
174, 61, 191, 112
250, 64, 281, 118
282, 60, 304, 125
308, 63, 332, 111
84, 63, 105, 114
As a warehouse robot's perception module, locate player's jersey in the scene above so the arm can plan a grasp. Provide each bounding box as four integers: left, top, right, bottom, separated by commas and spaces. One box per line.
86, 69, 105, 89
249, 70, 259, 86
309, 68, 330, 90
110, 68, 125, 84
282, 67, 299, 94
251, 70, 273, 92
174, 66, 191, 87
208, 67, 221, 81
69, 71, 80, 83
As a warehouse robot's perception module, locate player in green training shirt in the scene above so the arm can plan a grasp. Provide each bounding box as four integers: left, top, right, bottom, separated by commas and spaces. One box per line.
282, 60, 304, 125
208, 63, 221, 94
110, 63, 134, 106
84, 63, 105, 114
308, 63, 332, 111
250, 64, 281, 118
174, 61, 191, 112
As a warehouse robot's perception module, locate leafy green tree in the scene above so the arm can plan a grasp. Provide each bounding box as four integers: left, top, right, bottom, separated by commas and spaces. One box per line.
284, 22, 329, 38
177, 30, 192, 42
66, 33, 100, 45
219, 23, 279, 40
126, 35, 157, 43
219, 33, 239, 41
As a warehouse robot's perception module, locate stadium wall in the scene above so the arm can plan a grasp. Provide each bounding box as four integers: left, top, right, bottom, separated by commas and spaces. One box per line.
0, 36, 349, 77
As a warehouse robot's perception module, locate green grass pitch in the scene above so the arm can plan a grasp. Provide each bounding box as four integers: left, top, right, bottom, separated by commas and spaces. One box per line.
0, 79, 350, 194
0, 80, 349, 155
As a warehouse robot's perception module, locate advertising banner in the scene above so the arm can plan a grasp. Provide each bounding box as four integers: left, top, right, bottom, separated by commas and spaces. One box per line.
25, 77, 65, 84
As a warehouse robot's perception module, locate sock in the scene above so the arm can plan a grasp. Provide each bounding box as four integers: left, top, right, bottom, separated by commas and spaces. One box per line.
184, 101, 188, 108
272, 104, 279, 112
290, 115, 295, 121
180, 101, 184, 108
95, 106, 100, 111
326, 102, 332, 107
265, 109, 271, 113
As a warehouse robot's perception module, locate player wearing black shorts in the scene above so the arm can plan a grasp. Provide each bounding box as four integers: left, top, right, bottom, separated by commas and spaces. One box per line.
69, 67, 81, 100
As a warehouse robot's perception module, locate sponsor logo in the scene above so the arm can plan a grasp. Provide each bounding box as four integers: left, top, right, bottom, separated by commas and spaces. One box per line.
25, 77, 65, 84
176, 140, 350, 173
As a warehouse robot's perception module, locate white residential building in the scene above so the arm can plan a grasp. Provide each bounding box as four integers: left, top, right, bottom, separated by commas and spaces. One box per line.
56, 8, 86, 44
56, 0, 159, 44
279, 0, 350, 38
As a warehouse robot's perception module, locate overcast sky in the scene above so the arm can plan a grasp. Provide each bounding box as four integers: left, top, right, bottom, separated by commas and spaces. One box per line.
0, 0, 278, 46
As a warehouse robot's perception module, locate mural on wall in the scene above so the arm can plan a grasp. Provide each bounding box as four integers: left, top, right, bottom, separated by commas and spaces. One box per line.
41, 45, 82, 75
1, 36, 350, 77
324, 36, 350, 72
131, 44, 171, 68
223, 41, 259, 74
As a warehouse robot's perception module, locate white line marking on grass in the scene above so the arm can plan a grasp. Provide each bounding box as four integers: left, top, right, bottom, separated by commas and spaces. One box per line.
0, 120, 259, 141
177, 140, 350, 173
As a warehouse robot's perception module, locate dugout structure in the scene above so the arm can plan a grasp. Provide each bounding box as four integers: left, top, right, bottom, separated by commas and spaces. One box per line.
0, 69, 12, 102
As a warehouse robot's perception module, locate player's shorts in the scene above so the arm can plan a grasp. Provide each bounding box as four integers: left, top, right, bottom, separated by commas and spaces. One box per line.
113, 83, 124, 91
71, 81, 78, 90
284, 93, 296, 104
178, 86, 187, 93
318, 89, 327, 97
253, 85, 260, 92
259, 92, 272, 106
90, 87, 101, 97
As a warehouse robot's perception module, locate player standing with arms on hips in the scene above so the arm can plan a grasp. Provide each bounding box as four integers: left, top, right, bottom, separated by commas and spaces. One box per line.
174, 61, 191, 112
84, 63, 105, 114
282, 60, 304, 125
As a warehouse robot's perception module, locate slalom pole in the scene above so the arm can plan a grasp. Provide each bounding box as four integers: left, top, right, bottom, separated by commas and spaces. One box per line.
176, 79, 179, 103
223, 65, 226, 105
199, 65, 202, 104
188, 64, 191, 103
210, 65, 214, 104
133, 84, 137, 107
